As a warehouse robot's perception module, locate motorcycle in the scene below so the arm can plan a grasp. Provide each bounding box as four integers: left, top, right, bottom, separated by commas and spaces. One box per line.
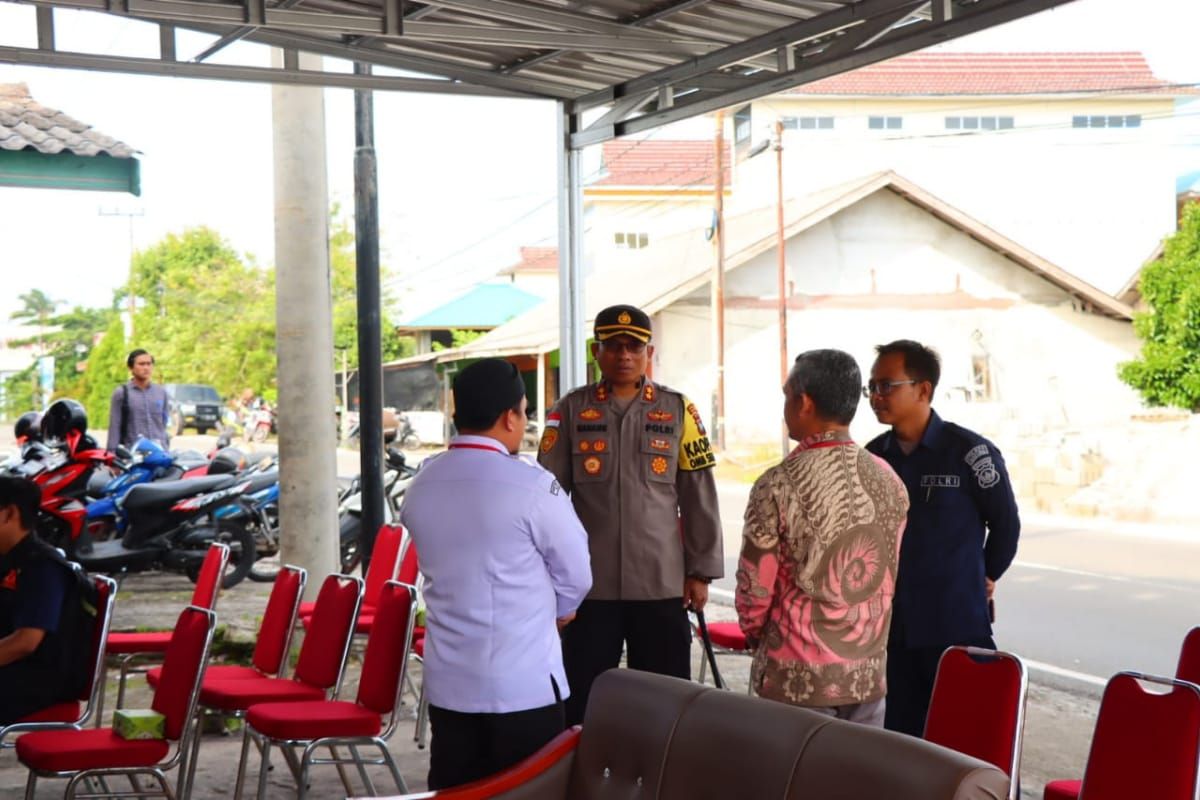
244, 403, 274, 444
72, 474, 257, 588
337, 447, 417, 571
33, 399, 257, 589
213, 462, 282, 583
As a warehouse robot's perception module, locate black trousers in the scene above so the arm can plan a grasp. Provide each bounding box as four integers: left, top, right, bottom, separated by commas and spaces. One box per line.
561, 598, 691, 726
0, 662, 67, 724
427, 700, 565, 790
884, 635, 995, 737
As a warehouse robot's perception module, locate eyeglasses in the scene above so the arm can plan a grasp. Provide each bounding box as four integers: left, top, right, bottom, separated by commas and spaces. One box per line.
599, 340, 647, 355
863, 380, 916, 398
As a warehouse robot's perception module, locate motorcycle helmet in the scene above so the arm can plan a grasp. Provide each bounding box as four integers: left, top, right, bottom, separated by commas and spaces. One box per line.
14, 411, 42, 444
40, 399, 89, 442
208, 446, 247, 475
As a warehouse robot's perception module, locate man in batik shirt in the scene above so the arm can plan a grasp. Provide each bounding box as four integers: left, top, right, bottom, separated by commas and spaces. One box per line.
736, 349, 908, 726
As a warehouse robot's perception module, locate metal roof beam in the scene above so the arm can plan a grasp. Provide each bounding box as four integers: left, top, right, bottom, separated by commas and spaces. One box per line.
571, 0, 1074, 145
0, 41, 529, 94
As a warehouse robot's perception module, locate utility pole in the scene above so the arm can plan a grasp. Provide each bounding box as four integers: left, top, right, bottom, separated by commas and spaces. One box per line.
353, 62, 385, 576
99, 207, 144, 338
711, 111, 727, 451
775, 119, 789, 458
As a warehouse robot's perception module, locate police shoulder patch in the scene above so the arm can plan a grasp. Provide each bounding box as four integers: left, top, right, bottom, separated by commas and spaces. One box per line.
540, 427, 559, 454
677, 394, 716, 472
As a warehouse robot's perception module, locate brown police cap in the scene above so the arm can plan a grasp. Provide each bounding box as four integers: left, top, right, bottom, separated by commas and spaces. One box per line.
594, 304, 652, 343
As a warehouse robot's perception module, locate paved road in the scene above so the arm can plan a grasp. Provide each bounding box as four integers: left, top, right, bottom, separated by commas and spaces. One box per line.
710, 482, 1198, 694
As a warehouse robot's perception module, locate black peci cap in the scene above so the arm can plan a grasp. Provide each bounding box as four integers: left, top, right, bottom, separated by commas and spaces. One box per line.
452, 358, 526, 431
594, 304, 652, 344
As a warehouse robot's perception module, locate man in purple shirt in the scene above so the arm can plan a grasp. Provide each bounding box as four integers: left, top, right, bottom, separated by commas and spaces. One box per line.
106, 349, 171, 452
400, 359, 592, 790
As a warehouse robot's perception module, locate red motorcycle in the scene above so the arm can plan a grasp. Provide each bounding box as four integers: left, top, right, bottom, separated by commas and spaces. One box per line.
33, 400, 115, 554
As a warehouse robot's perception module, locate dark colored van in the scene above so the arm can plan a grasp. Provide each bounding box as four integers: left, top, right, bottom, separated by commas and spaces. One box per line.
164, 383, 223, 435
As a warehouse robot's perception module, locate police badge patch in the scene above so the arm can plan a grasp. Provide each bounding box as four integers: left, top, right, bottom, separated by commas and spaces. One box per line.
964, 444, 1000, 489
540, 427, 558, 454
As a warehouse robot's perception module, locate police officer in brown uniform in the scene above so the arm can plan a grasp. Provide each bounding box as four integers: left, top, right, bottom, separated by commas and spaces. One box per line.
538, 304, 723, 725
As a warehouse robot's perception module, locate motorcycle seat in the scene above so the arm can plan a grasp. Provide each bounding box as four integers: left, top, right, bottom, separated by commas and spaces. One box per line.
122, 474, 236, 513
241, 469, 278, 494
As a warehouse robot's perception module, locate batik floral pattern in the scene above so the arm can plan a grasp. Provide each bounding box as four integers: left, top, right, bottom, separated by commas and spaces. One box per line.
736, 438, 908, 706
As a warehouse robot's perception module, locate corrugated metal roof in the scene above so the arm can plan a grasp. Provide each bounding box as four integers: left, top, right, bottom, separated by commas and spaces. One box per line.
790, 52, 1189, 96
0, 83, 137, 157
399, 282, 544, 329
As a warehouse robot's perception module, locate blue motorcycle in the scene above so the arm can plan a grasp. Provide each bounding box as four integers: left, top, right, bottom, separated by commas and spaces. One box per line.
84, 439, 197, 542
215, 463, 281, 583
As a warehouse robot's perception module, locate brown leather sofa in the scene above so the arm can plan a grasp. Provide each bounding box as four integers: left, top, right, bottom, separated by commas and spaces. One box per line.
381, 669, 1009, 800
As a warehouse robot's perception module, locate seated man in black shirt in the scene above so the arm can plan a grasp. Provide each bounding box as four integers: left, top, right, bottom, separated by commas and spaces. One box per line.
0, 475, 74, 724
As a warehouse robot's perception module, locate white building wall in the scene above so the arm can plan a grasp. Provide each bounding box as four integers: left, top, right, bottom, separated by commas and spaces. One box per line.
653, 189, 1140, 448
729, 96, 1177, 295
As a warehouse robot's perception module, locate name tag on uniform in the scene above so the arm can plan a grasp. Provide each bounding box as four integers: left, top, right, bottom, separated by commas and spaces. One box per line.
920, 475, 960, 488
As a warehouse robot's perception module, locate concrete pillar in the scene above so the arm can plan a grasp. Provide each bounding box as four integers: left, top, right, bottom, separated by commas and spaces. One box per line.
271, 49, 339, 594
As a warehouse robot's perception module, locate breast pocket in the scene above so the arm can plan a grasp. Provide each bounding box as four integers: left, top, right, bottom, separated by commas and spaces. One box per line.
641, 434, 677, 484
571, 436, 610, 484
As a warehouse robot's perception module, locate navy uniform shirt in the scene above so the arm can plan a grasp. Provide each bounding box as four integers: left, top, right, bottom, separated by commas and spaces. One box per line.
865, 410, 1020, 649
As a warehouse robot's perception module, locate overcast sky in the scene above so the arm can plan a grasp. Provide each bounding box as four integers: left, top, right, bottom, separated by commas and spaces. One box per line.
1, 0, 1197, 324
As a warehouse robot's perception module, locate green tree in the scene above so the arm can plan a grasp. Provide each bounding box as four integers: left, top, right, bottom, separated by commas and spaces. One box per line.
1119, 201, 1200, 410
8, 305, 118, 402
82, 317, 128, 430
9, 288, 61, 354
329, 208, 415, 366
128, 227, 277, 400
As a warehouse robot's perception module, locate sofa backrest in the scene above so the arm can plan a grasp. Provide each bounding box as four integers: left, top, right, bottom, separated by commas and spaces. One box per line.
571, 670, 1009, 800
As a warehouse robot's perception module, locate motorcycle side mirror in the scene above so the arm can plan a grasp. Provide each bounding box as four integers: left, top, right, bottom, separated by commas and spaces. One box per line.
116, 444, 133, 461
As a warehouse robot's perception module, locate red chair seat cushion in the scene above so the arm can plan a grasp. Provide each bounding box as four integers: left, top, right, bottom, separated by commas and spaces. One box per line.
107, 631, 172, 654
1043, 779, 1081, 800
704, 621, 749, 651
199, 679, 325, 712
247, 701, 381, 740
412, 637, 424, 658
17, 701, 82, 724
16, 729, 170, 772
355, 613, 376, 635
148, 664, 263, 688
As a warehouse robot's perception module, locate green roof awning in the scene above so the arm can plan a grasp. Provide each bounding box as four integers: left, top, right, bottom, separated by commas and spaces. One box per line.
0, 149, 140, 195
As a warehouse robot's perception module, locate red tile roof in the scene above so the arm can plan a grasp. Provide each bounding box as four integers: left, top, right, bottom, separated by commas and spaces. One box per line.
502, 246, 558, 274
594, 139, 731, 187
790, 52, 1182, 96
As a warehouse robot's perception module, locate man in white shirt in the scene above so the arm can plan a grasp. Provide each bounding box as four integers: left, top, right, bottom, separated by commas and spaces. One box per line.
401, 358, 593, 790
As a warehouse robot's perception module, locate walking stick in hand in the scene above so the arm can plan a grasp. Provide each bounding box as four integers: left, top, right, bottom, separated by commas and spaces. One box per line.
692, 609, 727, 690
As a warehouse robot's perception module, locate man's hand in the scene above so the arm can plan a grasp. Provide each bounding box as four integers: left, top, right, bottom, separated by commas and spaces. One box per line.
556, 612, 576, 631
683, 578, 709, 612
985, 577, 996, 600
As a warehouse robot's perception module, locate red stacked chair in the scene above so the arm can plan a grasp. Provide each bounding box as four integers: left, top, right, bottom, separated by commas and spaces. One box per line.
16, 605, 217, 800
193, 572, 363, 799
103, 542, 229, 715
692, 620, 753, 692
0, 574, 118, 748
239, 580, 419, 799
923, 646, 1028, 800
300, 524, 405, 635
1043, 671, 1200, 800
146, 564, 307, 689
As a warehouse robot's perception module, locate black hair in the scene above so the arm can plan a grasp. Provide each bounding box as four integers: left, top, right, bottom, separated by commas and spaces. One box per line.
0, 475, 41, 531
875, 339, 941, 390
787, 349, 862, 425
127, 349, 154, 368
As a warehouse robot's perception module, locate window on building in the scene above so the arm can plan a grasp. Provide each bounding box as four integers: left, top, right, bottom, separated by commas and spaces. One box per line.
782, 116, 835, 130
868, 116, 902, 130
734, 104, 753, 158
615, 232, 650, 250
945, 116, 1015, 131
1073, 114, 1142, 129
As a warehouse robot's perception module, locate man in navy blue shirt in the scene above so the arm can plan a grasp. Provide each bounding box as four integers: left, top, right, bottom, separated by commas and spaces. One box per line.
864, 340, 1020, 737
0, 476, 74, 724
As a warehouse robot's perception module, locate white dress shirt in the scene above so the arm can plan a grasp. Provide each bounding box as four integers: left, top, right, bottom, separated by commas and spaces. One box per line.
400, 434, 592, 714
